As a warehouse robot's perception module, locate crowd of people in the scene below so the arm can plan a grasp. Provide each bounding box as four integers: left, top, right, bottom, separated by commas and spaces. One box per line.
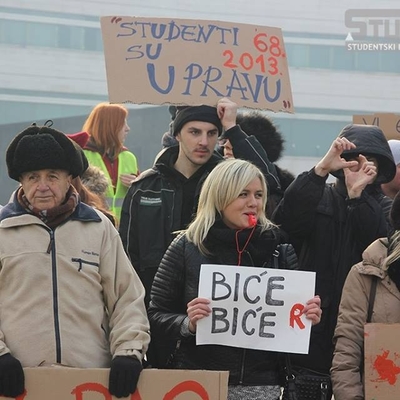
1, 97, 399, 400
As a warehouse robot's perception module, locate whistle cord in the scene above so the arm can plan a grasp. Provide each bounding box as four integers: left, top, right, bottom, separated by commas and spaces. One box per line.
235, 225, 256, 266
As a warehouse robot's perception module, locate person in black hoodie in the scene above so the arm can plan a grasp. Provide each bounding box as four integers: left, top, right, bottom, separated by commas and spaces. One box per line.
273, 124, 396, 375
148, 158, 321, 400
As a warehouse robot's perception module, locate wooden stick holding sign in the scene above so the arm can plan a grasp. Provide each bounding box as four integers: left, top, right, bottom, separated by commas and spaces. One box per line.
197, 264, 316, 354
100, 17, 293, 112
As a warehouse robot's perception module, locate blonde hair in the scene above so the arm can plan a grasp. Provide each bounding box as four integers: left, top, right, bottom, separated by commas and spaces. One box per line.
383, 230, 400, 270
82, 102, 128, 157
186, 158, 276, 255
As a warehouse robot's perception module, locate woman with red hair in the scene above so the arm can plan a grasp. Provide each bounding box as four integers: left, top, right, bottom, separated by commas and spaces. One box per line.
82, 102, 139, 224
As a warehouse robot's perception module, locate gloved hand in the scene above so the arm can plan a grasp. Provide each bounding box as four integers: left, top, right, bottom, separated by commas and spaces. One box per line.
109, 356, 143, 398
0, 353, 25, 397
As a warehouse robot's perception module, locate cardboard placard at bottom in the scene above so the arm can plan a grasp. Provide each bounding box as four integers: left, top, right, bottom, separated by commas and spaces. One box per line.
0, 367, 229, 400
364, 323, 400, 400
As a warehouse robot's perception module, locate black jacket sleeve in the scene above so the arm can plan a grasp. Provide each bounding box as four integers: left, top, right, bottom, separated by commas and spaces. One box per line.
148, 234, 188, 340
273, 168, 327, 237
224, 125, 281, 194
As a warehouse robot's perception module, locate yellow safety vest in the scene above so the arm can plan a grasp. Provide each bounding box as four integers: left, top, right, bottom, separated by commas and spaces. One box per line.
83, 149, 138, 223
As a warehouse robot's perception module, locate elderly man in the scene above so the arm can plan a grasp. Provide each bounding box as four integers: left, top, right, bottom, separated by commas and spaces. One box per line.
0, 123, 150, 398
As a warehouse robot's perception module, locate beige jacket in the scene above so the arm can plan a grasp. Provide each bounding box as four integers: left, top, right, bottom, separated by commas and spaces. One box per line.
331, 238, 400, 399
0, 201, 150, 368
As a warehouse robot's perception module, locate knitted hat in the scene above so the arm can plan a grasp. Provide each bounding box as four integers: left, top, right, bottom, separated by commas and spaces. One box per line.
388, 140, 400, 166
172, 105, 222, 136
6, 124, 87, 181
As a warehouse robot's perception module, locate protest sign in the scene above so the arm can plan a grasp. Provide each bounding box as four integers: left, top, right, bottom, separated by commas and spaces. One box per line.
364, 323, 400, 400
0, 367, 229, 400
100, 16, 293, 112
353, 113, 400, 140
197, 264, 316, 354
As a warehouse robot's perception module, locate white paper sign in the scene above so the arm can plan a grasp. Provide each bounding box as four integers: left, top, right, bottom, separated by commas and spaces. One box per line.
197, 264, 316, 354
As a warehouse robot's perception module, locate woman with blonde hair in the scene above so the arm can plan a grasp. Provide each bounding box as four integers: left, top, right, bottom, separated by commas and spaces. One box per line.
82, 102, 139, 223
148, 158, 321, 400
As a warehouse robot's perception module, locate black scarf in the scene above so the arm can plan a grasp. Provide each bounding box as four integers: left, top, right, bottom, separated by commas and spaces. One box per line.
205, 219, 279, 267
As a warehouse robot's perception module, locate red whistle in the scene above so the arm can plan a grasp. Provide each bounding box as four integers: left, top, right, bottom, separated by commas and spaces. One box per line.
248, 214, 257, 227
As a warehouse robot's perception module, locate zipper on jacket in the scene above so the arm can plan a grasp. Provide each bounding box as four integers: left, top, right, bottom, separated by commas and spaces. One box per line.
71, 258, 99, 272
46, 233, 54, 254
48, 230, 62, 364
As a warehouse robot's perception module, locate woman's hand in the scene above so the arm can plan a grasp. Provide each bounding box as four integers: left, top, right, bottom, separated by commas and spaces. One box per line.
120, 173, 139, 187
186, 297, 211, 333
303, 295, 322, 326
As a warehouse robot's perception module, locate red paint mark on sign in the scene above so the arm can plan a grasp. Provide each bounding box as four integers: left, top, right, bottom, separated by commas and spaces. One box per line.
71, 383, 143, 399
289, 303, 305, 329
373, 350, 400, 385
164, 380, 209, 400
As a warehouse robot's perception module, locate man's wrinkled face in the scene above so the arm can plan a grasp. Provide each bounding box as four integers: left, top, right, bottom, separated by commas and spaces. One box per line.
20, 169, 72, 210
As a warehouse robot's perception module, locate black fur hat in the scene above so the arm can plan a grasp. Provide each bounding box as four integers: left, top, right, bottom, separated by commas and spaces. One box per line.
6, 123, 87, 181
235, 111, 284, 163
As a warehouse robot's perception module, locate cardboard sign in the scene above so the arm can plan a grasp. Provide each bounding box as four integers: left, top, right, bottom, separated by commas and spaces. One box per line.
353, 113, 400, 140
0, 367, 229, 400
100, 16, 293, 112
364, 323, 400, 400
197, 264, 316, 354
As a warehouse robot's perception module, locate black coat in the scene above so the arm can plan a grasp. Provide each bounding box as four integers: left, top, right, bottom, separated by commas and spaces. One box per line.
273, 125, 395, 373
148, 222, 287, 385
119, 145, 222, 306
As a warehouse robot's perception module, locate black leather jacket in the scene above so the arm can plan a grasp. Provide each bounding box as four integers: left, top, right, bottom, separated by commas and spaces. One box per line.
148, 222, 287, 385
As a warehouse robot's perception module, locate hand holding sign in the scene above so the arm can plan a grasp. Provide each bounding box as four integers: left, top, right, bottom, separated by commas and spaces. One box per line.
302, 295, 322, 325
197, 264, 316, 354
216, 97, 238, 131
187, 297, 211, 333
